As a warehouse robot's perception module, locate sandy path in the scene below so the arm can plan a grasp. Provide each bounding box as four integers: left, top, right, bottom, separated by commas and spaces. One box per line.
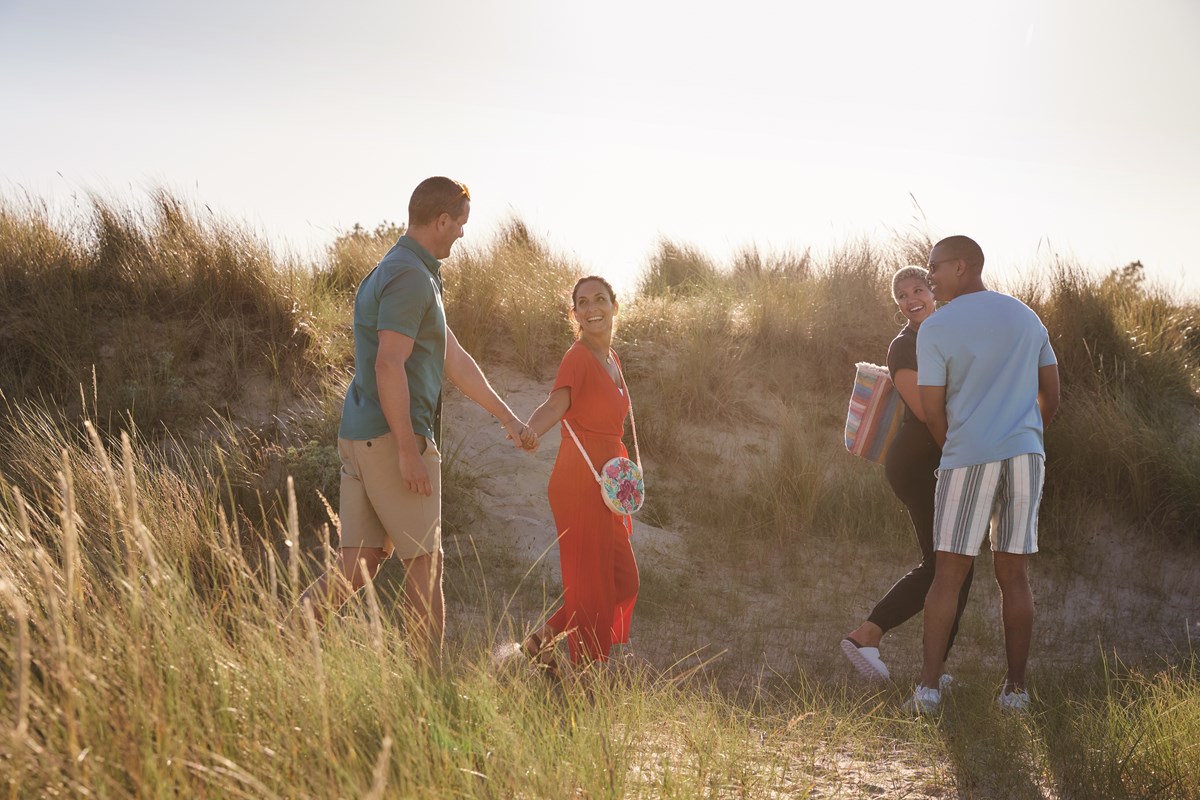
435, 364, 1200, 800
442, 365, 686, 586
442, 364, 1200, 681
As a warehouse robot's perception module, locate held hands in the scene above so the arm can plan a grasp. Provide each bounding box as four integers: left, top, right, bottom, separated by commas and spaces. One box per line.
502, 416, 539, 453
518, 423, 539, 452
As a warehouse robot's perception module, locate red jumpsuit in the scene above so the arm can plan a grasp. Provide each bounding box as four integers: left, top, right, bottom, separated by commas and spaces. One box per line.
545, 342, 640, 663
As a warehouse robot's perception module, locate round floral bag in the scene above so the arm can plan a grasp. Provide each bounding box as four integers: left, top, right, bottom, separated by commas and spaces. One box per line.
561, 353, 645, 517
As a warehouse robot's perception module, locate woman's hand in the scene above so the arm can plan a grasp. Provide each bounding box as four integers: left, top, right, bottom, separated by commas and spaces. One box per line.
502, 418, 540, 452
519, 424, 540, 452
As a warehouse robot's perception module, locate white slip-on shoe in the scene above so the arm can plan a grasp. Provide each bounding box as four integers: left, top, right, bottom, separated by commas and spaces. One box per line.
903, 685, 942, 715
840, 638, 890, 681
996, 688, 1031, 713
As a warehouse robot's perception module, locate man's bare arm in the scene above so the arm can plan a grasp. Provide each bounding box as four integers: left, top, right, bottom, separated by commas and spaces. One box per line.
1037, 364, 1061, 428
443, 326, 525, 445
377, 330, 432, 496
919, 384, 949, 449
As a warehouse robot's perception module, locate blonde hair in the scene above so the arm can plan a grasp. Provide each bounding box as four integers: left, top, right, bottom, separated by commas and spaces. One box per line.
891, 266, 930, 299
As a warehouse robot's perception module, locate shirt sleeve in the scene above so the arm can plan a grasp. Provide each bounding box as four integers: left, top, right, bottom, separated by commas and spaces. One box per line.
552, 344, 588, 396
916, 324, 947, 387
376, 267, 434, 338
886, 333, 918, 380
1038, 329, 1058, 368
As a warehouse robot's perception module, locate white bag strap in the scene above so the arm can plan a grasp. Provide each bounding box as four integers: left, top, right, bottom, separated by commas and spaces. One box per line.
561, 420, 603, 484
561, 349, 641, 484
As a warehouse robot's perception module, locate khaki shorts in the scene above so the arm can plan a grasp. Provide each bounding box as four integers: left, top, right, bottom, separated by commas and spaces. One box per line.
337, 432, 441, 560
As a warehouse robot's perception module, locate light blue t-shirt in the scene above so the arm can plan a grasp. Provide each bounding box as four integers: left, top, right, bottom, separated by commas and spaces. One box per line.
917, 291, 1057, 469
339, 236, 446, 443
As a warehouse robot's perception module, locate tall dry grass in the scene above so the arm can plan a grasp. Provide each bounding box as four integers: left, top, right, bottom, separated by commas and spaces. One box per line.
442, 219, 579, 377
0, 192, 317, 432
2, 190, 1199, 797
624, 238, 1200, 548
0, 401, 960, 798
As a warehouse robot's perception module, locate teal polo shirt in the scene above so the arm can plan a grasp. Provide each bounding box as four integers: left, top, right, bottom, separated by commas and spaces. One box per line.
339, 236, 446, 443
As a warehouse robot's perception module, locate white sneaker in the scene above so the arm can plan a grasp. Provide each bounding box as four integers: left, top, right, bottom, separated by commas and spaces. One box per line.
903, 685, 942, 715
996, 688, 1031, 713
840, 638, 889, 681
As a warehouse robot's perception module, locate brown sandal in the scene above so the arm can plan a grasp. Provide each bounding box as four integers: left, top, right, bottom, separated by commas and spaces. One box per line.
522, 631, 560, 680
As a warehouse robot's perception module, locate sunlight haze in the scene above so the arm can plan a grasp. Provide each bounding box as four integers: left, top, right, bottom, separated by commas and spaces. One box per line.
2, 0, 1197, 296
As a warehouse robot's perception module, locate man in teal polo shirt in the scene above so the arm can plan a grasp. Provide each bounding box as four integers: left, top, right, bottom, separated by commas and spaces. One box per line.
302, 176, 530, 664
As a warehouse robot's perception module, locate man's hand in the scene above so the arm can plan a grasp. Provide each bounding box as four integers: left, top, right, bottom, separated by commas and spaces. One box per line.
501, 417, 523, 448
399, 447, 432, 496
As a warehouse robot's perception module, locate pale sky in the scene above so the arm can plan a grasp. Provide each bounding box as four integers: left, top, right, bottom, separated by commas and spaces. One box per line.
3, 0, 1198, 297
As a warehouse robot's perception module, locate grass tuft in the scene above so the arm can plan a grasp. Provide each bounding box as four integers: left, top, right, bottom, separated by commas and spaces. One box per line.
1, 190, 1198, 797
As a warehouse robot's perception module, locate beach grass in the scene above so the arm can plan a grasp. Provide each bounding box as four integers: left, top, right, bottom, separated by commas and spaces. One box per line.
1, 190, 1198, 797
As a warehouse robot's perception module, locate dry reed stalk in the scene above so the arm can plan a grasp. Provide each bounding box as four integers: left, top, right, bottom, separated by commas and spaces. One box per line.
84, 420, 127, 554
217, 505, 233, 553
134, 519, 163, 586
34, 547, 79, 759
113, 438, 160, 587
215, 505, 254, 589
113, 428, 162, 592
319, 522, 334, 588
266, 545, 278, 600
185, 751, 280, 800
12, 485, 32, 544
316, 490, 338, 612
286, 476, 300, 603
0, 579, 30, 737
120, 432, 141, 592
360, 559, 385, 655
56, 449, 81, 614
216, 505, 244, 588
364, 735, 394, 800
316, 489, 339, 542
300, 600, 331, 751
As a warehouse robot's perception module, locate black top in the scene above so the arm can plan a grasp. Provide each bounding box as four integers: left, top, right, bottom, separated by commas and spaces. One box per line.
886, 325, 920, 424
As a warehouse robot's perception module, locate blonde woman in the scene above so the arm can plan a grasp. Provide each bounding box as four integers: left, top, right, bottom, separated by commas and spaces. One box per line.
841, 266, 975, 683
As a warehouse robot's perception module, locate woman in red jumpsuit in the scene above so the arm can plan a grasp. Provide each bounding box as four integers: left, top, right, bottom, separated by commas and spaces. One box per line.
521, 275, 639, 667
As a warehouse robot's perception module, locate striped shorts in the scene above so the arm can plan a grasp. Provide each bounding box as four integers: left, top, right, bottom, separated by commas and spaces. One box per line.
932, 453, 1045, 555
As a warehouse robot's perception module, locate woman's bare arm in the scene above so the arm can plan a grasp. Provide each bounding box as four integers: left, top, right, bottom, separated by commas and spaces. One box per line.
892, 368, 926, 422
526, 388, 571, 438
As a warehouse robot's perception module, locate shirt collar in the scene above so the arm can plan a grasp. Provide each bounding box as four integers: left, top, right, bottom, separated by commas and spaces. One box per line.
396, 235, 442, 277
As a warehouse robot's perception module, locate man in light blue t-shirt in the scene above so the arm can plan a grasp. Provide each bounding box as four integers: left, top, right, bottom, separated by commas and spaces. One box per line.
905, 235, 1061, 715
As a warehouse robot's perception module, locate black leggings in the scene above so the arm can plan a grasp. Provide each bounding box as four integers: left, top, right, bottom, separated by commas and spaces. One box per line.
867, 420, 974, 661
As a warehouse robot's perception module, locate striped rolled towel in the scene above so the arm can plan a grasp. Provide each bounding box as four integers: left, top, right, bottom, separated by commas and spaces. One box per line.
844, 362, 905, 464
